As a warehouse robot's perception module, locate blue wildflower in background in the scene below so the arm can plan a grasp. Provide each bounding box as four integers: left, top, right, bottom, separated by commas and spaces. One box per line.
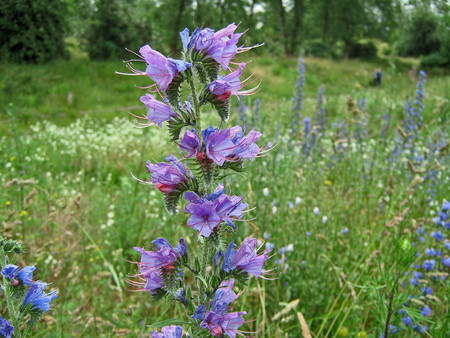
0, 316, 14, 338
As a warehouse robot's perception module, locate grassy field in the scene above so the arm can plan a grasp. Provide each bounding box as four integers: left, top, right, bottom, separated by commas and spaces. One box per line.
0, 55, 449, 337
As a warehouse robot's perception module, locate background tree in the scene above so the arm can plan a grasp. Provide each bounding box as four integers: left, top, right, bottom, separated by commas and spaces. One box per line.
0, 0, 68, 63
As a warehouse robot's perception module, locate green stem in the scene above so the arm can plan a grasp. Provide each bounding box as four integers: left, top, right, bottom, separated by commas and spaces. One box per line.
188, 77, 202, 136
3, 282, 22, 338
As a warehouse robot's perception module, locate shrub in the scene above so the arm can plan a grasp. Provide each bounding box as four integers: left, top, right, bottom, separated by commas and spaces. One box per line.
0, 0, 67, 63
349, 42, 377, 59
304, 40, 339, 59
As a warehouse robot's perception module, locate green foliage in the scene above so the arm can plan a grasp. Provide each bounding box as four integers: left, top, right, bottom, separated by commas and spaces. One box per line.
0, 0, 68, 63
397, 8, 442, 57
348, 42, 377, 59
84, 0, 139, 60
304, 40, 339, 59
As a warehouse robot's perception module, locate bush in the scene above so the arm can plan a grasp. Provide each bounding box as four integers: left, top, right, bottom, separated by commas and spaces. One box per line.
420, 52, 449, 68
0, 0, 67, 63
305, 40, 339, 59
349, 42, 377, 59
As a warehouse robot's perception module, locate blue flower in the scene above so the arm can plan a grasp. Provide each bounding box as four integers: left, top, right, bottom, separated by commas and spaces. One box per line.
22, 281, 58, 312
192, 305, 206, 320
442, 256, 450, 267
17, 266, 36, 286
341, 227, 349, 235
2, 265, 19, 280
423, 259, 436, 271
401, 316, 413, 326
431, 230, 444, 241
421, 286, 433, 295
0, 315, 14, 338
421, 305, 432, 316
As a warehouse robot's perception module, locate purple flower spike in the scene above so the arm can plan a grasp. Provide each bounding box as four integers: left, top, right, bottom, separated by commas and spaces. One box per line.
0, 315, 14, 338
22, 281, 58, 313
146, 156, 187, 193
223, 237, 271, 278
139, 45, 191, 91
179, 130, 201, 157
151, 325, 183, 338
140, 94, 178, 128
186, 202, 221, 237
184, 23, 243, 70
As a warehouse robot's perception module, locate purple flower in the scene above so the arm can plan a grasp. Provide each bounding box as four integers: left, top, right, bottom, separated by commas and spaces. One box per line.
2, 265, 35, 286
442, 256, 450, 267
179, 130, 201, 157
222, 237, 271, 278
139, 45, 191, 91
0, 316, 14, 338
423, 259, 436, 271
140, 94, 178, 128
151, 325, 183, 338
341, 227, 349, 235
207, 63, 255, 101
17, 266, 36, 286
186, 201, 221, 237
131, 238, 185, 294
22, 281, 57, 312
192, 305, 206, 320
146, 155, 187, 193
205, 128, 236, 166
183, 23, 244, 70
2, 264, 19, 282
200, 279, 247, 337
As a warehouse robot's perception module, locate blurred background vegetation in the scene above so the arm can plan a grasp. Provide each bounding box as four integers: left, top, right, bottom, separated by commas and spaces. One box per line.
0, 0, 449, 67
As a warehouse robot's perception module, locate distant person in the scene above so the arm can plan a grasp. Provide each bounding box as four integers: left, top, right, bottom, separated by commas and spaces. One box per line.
373, 68, 382, 86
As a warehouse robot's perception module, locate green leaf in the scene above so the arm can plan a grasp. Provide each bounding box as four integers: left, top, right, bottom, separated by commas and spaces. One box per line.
147, 318, 192, 329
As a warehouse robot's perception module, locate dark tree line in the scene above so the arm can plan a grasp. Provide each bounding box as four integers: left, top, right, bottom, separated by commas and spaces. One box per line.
0, 0, 448, 66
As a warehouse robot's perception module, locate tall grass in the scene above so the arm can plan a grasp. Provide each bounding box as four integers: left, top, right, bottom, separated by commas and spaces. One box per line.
0, 57, 449, 336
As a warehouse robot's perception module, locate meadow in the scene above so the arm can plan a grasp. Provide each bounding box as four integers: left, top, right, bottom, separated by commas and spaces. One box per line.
0, 55, 449, 337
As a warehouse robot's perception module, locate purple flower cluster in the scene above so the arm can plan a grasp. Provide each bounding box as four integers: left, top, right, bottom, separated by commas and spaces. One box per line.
139, 45, 191, 92
151, 325, 183, 338
2, 264, 35, 286
198, 279, 246, 337
223, 237, 271, 278
184, 183, 248, 237
131, 238, 187, 294
140, 94, 178, 128
179, 125, 263, 166
146, 155, 188, 194
0, 316, 14, 338
180, 23, 244, 70
22, 281, 58, 313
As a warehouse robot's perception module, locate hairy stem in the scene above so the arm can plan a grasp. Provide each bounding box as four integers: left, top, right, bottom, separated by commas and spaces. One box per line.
188, 77, 202, 137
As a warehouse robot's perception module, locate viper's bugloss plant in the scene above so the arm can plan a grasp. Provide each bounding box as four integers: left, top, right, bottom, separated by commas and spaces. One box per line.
119, 23, 272, 337
0, 235, 58, 337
